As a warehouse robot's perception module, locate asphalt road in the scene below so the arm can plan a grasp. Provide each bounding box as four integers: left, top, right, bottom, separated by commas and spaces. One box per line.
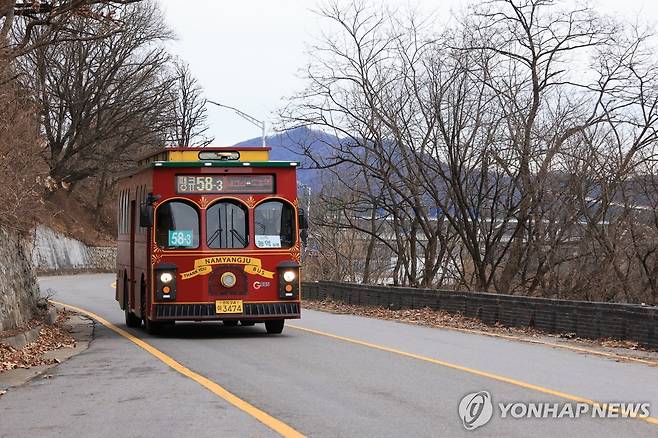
1, 274, 657, 437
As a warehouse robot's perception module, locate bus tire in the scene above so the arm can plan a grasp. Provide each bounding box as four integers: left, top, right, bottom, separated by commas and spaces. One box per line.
124, 282, 141, 328
144, 317, 163, 335
265, 319, 284, 334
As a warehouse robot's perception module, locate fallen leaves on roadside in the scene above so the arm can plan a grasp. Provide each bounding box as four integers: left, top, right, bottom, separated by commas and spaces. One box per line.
600, 339, 641, 350
0, 319, 41, 339
303, 299, 522, 334
0, 310, 76, 373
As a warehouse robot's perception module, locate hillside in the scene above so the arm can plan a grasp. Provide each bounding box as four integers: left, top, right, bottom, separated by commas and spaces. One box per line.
234, 126, 341, 189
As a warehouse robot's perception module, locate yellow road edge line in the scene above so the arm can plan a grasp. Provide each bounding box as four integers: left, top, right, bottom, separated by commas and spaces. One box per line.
50, 300, 306, 438
431, 324, 658, 366
288, 324, 658, 426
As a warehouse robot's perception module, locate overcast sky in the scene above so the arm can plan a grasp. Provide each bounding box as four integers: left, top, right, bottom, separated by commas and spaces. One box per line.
159, 0, 657, 146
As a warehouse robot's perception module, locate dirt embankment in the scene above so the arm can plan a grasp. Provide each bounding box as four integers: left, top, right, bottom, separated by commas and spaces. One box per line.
40, 189, 116, 247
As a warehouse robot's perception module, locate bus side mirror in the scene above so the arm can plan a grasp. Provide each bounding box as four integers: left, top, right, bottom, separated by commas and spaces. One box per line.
298, 209, 309, 246
140, 204, 153, 228
298, 209, 309, 230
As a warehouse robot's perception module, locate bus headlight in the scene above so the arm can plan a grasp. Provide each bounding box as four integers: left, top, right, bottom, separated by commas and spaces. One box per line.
160, 272, 174, 284
277, 263, 299, 299
155, 264, 177, 301
283, 270, 296, 283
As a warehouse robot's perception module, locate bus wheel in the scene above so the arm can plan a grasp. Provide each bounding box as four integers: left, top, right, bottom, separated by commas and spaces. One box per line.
124, 284, 141, 328
125, 308, 142, 328
223, 320, 238, 327
144, 317, 164, 334
265, 319, 285, 334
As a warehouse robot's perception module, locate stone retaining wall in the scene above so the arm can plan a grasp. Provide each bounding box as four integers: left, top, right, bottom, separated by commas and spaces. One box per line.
0, 225, 115, 332
86, 246, 117, 272
303, 281, 658, 349
32, 226, 116, 273
0, 228, 38, 332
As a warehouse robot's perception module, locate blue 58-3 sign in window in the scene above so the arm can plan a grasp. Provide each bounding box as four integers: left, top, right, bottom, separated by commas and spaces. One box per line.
168, 230, 194, 247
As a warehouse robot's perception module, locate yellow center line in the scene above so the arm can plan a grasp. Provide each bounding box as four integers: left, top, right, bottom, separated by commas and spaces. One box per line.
50, 300, 305, 438
288, 324, 658, 427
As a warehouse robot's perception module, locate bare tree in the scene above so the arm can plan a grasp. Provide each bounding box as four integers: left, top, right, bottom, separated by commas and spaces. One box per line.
282, 2, 464, 287
0, 0, 143, 62
166, 59, 213, 147
17, 1, 174, 188
283, 0, 658, 302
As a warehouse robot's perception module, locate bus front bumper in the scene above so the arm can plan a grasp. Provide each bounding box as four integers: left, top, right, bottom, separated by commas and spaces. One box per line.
152, 301, 301, 321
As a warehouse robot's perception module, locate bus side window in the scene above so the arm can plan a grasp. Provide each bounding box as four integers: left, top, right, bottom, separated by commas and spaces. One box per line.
123, 189, 129, 235
118, 189, 127, 235
137, 186, 145, 234
117, 191, 121, 235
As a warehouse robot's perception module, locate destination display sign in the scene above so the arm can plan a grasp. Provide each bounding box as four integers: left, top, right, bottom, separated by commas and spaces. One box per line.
176, 175, 274, 194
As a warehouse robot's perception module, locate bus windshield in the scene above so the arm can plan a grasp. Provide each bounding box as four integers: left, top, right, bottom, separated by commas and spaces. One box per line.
207, 201, 248, 249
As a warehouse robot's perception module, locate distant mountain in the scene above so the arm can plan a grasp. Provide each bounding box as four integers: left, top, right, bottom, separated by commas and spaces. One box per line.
234, 126, 341, 189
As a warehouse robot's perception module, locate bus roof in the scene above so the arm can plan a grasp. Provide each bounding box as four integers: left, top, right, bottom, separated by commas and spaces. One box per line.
137, 146, 271, 166
162, 146, 271, 152
151, 161, 299, 168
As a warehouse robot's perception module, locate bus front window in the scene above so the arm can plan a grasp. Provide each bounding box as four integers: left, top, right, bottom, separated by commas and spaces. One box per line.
156, 201, 200, 249
207, 201, 248, 249
254, 200, 296, 248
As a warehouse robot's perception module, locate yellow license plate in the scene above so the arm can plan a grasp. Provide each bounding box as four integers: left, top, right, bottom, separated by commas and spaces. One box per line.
215, 300, 243, 314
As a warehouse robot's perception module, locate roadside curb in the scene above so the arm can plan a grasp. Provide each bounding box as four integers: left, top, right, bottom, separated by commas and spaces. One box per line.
0, 309, 94, 392
1, 326, 42, 350
1, 307, 58, 350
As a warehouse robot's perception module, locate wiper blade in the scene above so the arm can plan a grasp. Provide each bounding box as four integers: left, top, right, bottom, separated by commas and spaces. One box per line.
208, 207, 224, 247
229, 228, 247, 246
208, 228, 223, 247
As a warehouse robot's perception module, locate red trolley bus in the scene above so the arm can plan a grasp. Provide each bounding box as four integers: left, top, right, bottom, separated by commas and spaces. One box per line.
115, 146, 307, 334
